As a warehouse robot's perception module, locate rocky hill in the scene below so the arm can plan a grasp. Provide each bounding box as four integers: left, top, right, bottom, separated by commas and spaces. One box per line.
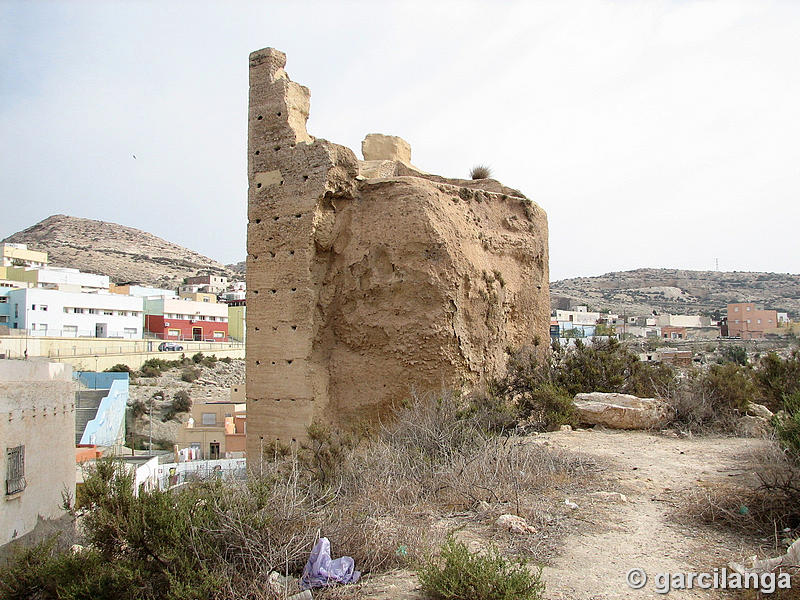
551, 268, 800, 317
3, 215, 236, 289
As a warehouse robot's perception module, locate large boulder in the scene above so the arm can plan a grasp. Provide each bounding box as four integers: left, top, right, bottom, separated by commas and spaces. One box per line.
573, 392, 672, 430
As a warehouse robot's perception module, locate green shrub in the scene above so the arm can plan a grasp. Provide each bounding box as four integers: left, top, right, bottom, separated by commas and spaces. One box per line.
754, 351, 800, 411
192, 352, 204, 364
721, 345, 748, 366
418, 536, 544, 600
181, 367, 200, 383
461, 380, 519, 434
700, 362, 756, 413
138, 365, 160, 378
0, 537, 146, 600
163, 390, 193, 422
517, 383, 576, 431
220, 356, 232, 364
298, 421, 358, 489
776, 391, 800, 460
130, 399, 147, 420
105, 363, 131, 373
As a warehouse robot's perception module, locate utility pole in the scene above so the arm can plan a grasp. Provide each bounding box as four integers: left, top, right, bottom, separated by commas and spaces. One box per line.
148, 395, 154, 456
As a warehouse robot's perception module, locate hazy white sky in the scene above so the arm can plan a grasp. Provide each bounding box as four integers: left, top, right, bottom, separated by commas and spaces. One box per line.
1, 1, 798, 280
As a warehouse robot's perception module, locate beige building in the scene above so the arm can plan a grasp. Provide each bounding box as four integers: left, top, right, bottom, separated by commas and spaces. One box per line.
179, 292, 217, 304
0, 361, 76, 549
178, 397, 246, 459
0, 244, 47, 269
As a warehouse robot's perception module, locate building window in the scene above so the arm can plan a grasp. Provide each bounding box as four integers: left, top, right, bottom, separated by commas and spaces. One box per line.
0, 297, 6, 304
104, 311, 113, 316
74, 308, 84, 314
88, 309, 97, 314
202, 413, 216, 426
6, 445, 26, 495
31, 304, 36, 310
746, 306, 751, 311
734, 307, 739, 312
213, 331, 224, 338
39, 324, 47, 333
168, 329, 181, 337
124, 327, 137, 336
757, 319, 761, 324
40, 305, 47, 311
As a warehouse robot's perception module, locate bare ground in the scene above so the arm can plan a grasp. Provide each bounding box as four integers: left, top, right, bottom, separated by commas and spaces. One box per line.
339, 429, 774, 599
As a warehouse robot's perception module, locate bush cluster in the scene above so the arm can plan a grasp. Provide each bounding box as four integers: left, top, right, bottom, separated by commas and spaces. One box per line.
477, 339, 676, 431
419, 537, 544, 600
3, 391, 583, 600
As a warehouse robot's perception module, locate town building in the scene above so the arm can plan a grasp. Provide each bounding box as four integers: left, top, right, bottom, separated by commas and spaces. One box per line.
655, 314, 712, 328
143, 297, 229, 341
727, 303, 778, 339
227, 299, 246, 342
178, 396, 246, 459
3, 266, 109, 293
222, 281, 246, 302
639, 348, 693, 367
109, 283, 176, 298
179, 292, 217, 303
662, 325, 686, 340
0, 361, 76, 550
5, 288, 144, 338
180, 274, 228, 295
0, 243, 47, 269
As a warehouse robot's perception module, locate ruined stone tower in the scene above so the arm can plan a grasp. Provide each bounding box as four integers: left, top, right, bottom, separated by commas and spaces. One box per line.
246, 48, 549, 457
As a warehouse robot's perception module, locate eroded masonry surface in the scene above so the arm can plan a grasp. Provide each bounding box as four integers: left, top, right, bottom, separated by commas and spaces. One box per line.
246, 48, 549, 452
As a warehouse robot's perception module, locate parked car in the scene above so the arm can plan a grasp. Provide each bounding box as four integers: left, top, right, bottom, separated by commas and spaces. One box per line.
158, 342, 184, 352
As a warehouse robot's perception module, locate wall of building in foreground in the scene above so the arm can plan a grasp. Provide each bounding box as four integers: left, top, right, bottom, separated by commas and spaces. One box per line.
0, 361, 76, 548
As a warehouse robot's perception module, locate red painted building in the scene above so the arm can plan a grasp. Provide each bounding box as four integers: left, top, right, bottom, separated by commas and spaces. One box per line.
144, 297, 229, 341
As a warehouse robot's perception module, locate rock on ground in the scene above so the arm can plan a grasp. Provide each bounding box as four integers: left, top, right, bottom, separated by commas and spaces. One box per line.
573, 392, 672, 430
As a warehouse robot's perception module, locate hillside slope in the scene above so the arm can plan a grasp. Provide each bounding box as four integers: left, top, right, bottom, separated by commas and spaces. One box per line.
3, 215, 235, 289
551, 268, 800, 317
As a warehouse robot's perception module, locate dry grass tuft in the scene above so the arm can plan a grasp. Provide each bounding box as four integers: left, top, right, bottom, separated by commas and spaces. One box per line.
470, 164, 492, 180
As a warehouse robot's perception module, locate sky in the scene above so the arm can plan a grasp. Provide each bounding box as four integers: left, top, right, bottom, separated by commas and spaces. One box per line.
1, 1, 799, 281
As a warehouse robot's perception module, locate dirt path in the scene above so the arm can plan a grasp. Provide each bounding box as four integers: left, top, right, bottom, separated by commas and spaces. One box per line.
349, 429, 769, 599
540, 429, 767, 599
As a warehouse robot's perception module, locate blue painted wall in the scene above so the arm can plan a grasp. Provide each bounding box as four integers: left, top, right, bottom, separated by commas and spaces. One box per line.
77, 372, 128, 447
75, 371, 128, 389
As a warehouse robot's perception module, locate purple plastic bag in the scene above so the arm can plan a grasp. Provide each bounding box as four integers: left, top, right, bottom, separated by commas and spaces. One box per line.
299, 537, 361, 590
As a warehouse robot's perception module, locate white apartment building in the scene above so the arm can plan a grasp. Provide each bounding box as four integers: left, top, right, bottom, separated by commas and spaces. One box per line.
4, 266, 109, 293
555, 308, 601, 326
6, 288, 144, 338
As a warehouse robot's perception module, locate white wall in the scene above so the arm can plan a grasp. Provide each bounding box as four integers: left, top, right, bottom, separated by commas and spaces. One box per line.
162, 297, 228, 320
655, 314, 710, 328
34, 267, 109, 292
555, 309, 600, 326
0, 361, 76, 547
8, 288, 144, 338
